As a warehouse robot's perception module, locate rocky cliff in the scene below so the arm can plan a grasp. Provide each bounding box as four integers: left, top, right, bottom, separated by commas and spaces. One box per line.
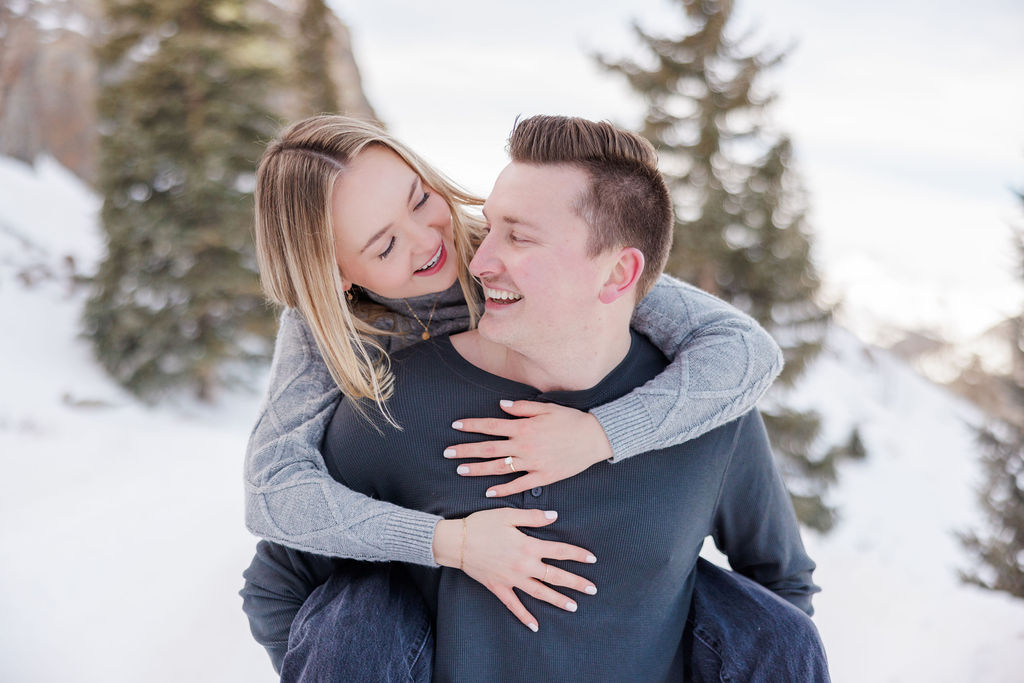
0, 0, 375, 187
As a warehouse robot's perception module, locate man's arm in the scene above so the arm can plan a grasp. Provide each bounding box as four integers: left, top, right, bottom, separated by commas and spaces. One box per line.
240, 540, 336, 673
710, 410, 820, 615
593, 273, 784, 462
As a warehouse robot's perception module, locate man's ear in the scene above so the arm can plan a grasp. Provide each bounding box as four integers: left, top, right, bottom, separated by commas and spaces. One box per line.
599, 247, 645, 304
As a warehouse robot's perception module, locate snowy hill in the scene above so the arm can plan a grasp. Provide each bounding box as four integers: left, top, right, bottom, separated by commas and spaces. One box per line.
1, 157, 1022, 682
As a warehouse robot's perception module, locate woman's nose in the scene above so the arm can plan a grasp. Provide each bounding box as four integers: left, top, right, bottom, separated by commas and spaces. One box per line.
409, 217, 437, 253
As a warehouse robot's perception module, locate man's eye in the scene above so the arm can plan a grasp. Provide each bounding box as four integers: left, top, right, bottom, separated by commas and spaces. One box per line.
510, 233, 526, 243
414, 191, 430, 210
378, 236, 396, 260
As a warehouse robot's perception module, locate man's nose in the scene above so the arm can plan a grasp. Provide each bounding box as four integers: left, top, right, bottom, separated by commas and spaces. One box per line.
470, 230, 500, 278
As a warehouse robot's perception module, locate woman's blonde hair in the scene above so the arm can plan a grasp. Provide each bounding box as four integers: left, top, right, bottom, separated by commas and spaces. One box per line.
253, 115, 485, 417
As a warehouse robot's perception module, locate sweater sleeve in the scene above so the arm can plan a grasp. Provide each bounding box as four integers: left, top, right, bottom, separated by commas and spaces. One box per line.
243, 307, 442, 566
591, 272, 784, 462
711, 411, 819, 615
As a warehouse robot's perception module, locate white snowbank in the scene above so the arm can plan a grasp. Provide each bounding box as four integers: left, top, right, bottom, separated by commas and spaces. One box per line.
1, 157, 1022, 682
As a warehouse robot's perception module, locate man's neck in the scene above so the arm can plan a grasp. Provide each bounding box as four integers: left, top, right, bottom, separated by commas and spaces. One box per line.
450, 325, 633, 393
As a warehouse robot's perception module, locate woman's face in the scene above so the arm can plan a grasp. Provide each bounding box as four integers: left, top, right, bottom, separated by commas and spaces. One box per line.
331, 145, 458, 299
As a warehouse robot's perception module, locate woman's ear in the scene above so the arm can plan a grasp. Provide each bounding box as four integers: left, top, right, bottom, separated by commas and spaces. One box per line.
599, 247, 645, 304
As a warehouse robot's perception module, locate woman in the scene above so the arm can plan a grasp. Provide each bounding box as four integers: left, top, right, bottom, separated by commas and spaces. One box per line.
243, 115, 785, 670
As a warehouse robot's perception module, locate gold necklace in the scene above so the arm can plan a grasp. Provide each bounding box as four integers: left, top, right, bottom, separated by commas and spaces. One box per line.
403, 296, 439, 340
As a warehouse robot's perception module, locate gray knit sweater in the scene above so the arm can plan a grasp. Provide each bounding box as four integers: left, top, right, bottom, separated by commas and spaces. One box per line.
243, 273, 783, 566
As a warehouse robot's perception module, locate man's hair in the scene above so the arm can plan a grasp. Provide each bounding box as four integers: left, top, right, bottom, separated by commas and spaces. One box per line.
507, 115, 673, 299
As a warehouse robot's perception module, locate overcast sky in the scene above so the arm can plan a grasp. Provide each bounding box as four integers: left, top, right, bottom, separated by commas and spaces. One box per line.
327, 0, 1024, 346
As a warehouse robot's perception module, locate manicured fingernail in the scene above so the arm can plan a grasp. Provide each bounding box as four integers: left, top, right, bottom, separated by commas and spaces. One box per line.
451, 421, 463, 430
565, 601, 577, 612
544, 510, 558, 519
585, 585, 597, 595
457, 465, 469, 475
528, 622, 538, 633
443, 448, 456, 458
500, 400, 514, 407
485, 489, 497, 498
586, 554, 597, 563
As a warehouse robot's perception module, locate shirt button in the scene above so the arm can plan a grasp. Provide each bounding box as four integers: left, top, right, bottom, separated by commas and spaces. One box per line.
531, 487, 543, 497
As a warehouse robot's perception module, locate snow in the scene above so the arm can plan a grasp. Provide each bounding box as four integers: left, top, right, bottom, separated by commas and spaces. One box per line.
2, 158, 1023, 681
779, 329, 1024, 681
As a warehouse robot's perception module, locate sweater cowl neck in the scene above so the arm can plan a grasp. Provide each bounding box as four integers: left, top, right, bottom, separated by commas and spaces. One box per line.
361, 280, 470, 324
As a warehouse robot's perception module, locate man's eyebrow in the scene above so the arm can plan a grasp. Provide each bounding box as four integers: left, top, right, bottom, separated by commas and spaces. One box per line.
482, 209, 535, 229
358, 176, 419, 255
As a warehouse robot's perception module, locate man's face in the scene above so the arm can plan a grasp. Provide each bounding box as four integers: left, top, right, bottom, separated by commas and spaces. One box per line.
471, 162, 614, 354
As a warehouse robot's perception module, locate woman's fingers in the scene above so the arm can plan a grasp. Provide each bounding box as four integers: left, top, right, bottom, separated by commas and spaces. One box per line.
538, 539, 598, 564
538, 564, 598, 596
451, 417, 517, 438
453, 456, 522, 477
455, 508, 601, 631
521, 579, 579, 613
492, 586, 539, 632
505, 508, 560, 528
497, 399, 549, 418
483, 474, 544, 498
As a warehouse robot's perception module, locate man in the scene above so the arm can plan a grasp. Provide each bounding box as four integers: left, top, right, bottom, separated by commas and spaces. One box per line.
243, 115, 827, 681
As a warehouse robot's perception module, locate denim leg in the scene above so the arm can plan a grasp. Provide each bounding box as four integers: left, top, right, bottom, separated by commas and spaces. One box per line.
685, 557, 830, 682
281, 562, 433, 683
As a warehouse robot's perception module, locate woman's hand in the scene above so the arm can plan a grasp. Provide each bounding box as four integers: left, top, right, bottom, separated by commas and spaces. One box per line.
432, 508, 597, 632
444, 400, 614, 498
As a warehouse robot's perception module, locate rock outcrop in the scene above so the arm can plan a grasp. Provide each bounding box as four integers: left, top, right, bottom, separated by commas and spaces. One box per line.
0, 0, 375, 187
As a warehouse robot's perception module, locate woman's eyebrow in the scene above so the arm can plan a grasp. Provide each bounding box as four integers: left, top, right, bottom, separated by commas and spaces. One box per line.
358, 176, 419, 255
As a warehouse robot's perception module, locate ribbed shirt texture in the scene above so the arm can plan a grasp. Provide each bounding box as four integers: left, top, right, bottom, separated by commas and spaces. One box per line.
244, 331, 816, 681
243, 275, 785, 568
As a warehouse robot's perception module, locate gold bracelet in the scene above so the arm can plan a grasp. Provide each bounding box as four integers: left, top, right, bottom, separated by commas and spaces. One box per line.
459, 518, 468, 569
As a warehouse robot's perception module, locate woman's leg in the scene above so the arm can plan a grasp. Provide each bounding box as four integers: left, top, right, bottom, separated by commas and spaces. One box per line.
684, 557, 830, 682
281, 562, 433, 683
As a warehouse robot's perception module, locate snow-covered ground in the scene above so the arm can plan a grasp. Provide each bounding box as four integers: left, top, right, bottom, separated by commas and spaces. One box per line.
2, 157, 1022, 681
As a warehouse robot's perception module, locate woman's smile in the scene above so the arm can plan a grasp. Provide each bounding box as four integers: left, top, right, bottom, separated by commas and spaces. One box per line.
414, 242, 446, 276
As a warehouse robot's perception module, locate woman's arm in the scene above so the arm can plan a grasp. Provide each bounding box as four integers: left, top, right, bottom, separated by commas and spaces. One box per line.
245, 308, 596, 631
445, 273, 784, 496
242, 509, 599, 669
244, 308, 441, 566
597, 272, 784, 460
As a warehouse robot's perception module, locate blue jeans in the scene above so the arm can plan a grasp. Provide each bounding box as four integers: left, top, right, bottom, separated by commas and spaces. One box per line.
282, 558, 829, 682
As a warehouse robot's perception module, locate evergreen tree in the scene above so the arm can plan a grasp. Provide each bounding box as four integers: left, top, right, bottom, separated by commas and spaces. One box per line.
599, 0, 849, 530
85, 0, 282, 400
960, 191, 1024, 599
296, 0, 339, 115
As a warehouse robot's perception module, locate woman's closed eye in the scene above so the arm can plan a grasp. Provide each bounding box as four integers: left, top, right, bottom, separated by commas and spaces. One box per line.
378, 236, 396, 260
414, 191, 430, 210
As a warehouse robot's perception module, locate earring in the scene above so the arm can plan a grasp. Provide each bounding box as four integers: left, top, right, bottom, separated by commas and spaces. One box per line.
346, 289, 354, 302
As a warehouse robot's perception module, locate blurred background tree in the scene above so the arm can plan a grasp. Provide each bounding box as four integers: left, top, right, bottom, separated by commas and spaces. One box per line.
599, 0, 862, 531
960, 186, 1024, 599
296, 0, 339, 115
84, 0, 283, 401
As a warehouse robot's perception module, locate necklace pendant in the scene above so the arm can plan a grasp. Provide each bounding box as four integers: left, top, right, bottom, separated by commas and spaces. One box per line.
422, 331, 430, 340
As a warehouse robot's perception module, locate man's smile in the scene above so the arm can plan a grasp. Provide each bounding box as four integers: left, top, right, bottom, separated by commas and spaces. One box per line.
483, 285, 523, 306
